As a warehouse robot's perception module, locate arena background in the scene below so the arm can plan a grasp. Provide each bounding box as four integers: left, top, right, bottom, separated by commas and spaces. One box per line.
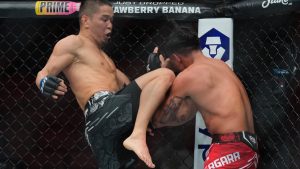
1, 0, 300, 169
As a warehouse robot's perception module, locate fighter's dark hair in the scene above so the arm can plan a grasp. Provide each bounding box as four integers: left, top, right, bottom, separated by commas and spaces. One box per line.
160, 25, 199, 58
79, 0, 112, 21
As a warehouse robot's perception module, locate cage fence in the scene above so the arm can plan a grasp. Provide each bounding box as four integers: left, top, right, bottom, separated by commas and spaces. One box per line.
0, 11, 300, 169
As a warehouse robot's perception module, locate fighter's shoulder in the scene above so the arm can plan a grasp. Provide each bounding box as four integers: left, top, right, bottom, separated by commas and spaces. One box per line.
54, 35, 83, 52
176, 65, 212, 86
179, 64, 210, 78
174, 68, 196, 86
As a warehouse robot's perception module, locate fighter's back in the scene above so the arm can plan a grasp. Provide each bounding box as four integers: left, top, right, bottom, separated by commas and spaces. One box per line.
181, 56, 254, 134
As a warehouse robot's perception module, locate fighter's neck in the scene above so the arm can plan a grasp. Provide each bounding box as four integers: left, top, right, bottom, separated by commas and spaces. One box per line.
191, 50, 206, 62
78, 31, 104, 48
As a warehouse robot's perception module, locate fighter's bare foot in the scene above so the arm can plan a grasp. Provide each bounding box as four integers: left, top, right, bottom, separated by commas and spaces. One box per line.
123, 136, 155, 168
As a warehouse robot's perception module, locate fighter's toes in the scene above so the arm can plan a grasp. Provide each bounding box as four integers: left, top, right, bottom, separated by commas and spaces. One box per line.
123, 137, 155, 168
141, 153, 155, 168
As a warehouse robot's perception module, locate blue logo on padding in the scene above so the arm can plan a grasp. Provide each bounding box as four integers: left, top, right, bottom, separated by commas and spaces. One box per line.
199, 28, 230, 62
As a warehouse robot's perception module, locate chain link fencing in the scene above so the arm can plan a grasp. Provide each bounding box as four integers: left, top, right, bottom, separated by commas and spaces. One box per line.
0, 14, 300, 169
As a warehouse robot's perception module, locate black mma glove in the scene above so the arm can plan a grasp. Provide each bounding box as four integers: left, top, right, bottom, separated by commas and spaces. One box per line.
39, 75, 61, 97
146, 52, 161, 72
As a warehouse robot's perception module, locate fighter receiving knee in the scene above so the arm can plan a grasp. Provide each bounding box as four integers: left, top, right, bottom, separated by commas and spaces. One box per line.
126, 26, 259, 168
36, 1, 174, 169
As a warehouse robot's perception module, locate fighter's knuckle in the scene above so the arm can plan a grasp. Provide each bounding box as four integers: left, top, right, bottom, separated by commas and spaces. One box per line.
39, 75, 62, 98
147, 52, 161, 72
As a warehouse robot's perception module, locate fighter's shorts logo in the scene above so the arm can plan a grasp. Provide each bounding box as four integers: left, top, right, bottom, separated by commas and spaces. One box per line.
207, 152, 241, 169
199, 28, 230, 62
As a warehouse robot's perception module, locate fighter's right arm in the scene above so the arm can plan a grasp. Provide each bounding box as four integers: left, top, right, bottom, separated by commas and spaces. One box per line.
152, 71, 198, 128
35, 35, 79, 99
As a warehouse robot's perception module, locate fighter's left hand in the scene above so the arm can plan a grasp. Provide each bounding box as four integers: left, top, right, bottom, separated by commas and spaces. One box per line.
159, 53, 170, 68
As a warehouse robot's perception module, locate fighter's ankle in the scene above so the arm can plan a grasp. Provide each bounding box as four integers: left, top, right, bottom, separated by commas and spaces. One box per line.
133, 128, 147, 135
130, 132, 146, 139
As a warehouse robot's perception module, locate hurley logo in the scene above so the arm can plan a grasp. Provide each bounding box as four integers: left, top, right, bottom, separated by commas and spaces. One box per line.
262, 0, 291, 8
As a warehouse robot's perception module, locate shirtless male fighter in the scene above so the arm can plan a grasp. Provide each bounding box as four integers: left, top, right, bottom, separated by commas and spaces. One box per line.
124, 26, 259, 169
35, 1, 174, 168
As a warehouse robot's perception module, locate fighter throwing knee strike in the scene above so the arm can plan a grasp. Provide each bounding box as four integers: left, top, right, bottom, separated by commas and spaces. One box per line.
36, 1, 174, 168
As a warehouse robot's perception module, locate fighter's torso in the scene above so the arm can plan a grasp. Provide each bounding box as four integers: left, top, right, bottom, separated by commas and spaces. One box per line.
184, 58, 254, 134
63, 35, 120, 110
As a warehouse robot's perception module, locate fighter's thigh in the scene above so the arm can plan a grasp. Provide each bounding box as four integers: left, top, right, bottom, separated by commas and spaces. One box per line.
135, 68, 174, 89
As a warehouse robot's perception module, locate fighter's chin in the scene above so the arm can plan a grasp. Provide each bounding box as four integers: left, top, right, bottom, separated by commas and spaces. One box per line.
103, 35, 111, 43
103, 37, 110, 43
105, 32, 111, 39
102, 38, 110, 45
105, 36, 111, 42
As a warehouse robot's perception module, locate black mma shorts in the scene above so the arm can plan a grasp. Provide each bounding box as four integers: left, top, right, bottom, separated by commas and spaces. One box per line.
84, 81, 141, 169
